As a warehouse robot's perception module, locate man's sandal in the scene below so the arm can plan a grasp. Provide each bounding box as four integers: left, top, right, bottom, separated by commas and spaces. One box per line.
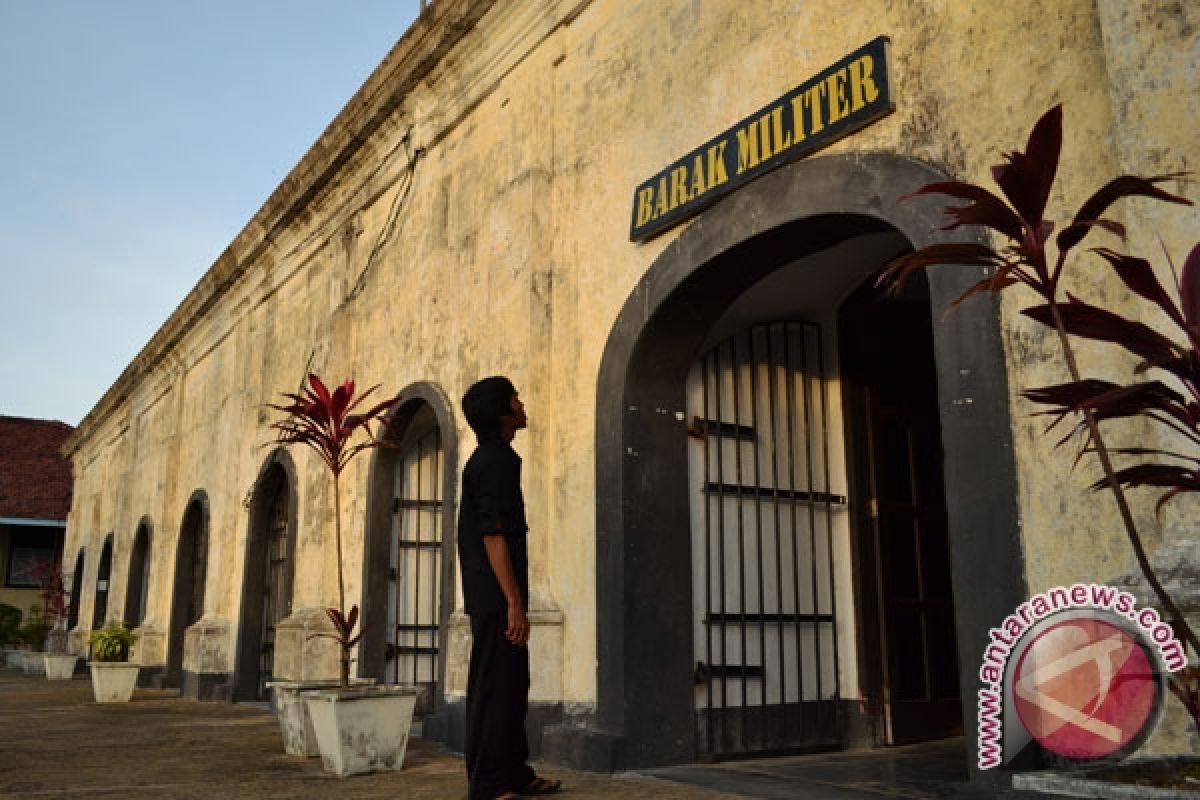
519, 776, 563, 795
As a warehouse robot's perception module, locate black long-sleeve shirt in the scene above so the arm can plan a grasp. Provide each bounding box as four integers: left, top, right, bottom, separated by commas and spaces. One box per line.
457, 440, 529, 615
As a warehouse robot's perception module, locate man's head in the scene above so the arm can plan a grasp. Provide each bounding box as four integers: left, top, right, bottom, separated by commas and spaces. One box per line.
462, 376, 527, 442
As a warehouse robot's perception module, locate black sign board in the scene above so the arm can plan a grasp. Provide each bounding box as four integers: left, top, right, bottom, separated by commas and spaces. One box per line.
630, 36, 894, 242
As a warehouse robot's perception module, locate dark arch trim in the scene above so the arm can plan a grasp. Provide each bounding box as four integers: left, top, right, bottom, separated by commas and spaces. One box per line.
124, 516, 154, 627
589, 152, 1027, 774
232, 448, 300, 701
181, 489, 212, 526
92, 533, 115, 629
361, 381, 460, 704
67, 547, 86, 631
168, 489, 211, 691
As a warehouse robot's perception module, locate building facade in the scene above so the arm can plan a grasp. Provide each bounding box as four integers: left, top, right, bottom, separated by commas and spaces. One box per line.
1, 416, 72, 618
62, 0, 1198, 784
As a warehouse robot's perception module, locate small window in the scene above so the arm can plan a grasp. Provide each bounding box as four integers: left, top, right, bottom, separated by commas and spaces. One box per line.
5, 526, 60, 588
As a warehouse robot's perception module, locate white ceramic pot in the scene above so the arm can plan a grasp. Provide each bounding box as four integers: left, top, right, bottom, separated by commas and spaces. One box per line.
43, 654, 78, 680
22, 651, 45, 675
88, 662, 140, 702
304, 686, 418, 776
266, 678, 376, 757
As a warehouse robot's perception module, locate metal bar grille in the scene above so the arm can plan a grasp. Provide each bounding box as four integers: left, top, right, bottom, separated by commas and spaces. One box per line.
257, 479, 290, 701
703, 483, 845, 505
705, 613, 834, 624
390, 425, 444, 691
690, 321, 844, 757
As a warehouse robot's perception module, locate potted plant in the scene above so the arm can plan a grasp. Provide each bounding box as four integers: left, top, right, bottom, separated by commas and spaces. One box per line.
0, 602, 21, 668
265, 666, 377, 757
269, 374, 418, 776
18, 605, 51, 675
31, 559, 77, 680
88, 623, 139, 703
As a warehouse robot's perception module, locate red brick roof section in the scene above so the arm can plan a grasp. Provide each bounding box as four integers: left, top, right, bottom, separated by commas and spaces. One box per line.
0, 416, 75, 521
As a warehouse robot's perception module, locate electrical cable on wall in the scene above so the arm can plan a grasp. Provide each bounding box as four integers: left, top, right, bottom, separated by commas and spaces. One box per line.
246, 125, 422, 510
342, 126, 422, 307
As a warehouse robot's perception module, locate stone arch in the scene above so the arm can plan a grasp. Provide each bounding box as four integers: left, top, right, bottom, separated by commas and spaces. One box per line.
361, 381, 460, 709
91, 533, 115, 629
167, 490, 210, 688
589, 152, 1026, 772
67, 547, 85, 631
124, 516, 153, 627
233, 448, 299, 701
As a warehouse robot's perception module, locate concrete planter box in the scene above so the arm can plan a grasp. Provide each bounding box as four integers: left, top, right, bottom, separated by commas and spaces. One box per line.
22, 651, 45, 675
266, 678, 376, 757
43, 654, 78, 680
88, 662, 140, 703
1, 649, 20, 669
303, 686, 418, 776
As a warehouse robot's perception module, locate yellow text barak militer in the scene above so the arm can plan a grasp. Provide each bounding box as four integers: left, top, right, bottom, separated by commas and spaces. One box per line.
635, 53, 881, 229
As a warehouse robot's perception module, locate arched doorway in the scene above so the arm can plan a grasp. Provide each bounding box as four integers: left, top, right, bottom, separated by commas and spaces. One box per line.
124, 519, 152, 627
167, 493, 209, 689
67, 548, 85, 631
234, 451, 297, 702
591, 153, 1027, 772
92, 534, 114, 629
362, 382, 458, 716
839, 272, 961, 744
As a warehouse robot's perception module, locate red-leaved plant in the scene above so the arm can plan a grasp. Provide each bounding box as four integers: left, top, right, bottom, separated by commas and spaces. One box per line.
30, 559, 69, 655
878, 105, 1200, 728
269, 374, 398, 688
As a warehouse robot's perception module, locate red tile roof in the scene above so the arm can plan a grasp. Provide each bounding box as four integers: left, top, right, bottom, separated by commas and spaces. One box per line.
0, 416, 74, 521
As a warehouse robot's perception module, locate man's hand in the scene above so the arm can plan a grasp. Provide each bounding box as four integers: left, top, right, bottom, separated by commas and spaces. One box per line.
506, 604, 530, 646
483, 533, 529, 647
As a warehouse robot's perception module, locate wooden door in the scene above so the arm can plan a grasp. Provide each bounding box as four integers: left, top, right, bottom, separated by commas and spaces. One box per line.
840, 275, 962, 744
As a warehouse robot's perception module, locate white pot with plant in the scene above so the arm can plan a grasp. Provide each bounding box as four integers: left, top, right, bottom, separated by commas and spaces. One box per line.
88, 623, 139, 702
265, 667, 378, 757
18, 605, 50, 675
31, 559, 77, 680
269, 375, 418, 776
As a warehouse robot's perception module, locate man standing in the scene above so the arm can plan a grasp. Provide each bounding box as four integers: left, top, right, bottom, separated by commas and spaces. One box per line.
459, 376, 561, 800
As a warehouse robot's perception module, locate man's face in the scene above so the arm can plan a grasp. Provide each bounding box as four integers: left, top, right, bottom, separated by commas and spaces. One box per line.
508, 392, 528, 430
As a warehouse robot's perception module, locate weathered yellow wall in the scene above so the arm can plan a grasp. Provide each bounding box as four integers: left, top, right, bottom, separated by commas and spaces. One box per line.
62, 0, 1198, 738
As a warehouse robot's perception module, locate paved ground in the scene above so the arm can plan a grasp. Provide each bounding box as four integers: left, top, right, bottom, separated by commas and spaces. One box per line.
0, 670, 742, 800
0, 668, 1054, 799
653, 738, 970, 799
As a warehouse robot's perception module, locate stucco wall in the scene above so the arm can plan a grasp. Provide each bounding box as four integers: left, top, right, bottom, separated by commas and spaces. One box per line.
62, 0, 1197, 733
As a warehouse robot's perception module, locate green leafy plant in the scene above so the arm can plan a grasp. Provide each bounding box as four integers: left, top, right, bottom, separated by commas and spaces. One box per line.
19, 605, 52, 652
269, 374, 398, 688
89, 623, 137, 662
879, 104, 1199, 727
0, 603, 21, 647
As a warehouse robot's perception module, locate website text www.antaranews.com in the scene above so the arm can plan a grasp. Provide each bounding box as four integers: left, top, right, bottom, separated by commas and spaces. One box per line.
976, 583, 1185, 769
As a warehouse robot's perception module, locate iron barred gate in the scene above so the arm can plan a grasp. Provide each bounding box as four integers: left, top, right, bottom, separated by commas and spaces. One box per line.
388, 426, 445, 698
257, 478, 291, 701
688, 321, 846, 757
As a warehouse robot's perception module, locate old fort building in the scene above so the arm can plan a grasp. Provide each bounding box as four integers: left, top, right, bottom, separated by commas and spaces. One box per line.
62, 0, 1198, 785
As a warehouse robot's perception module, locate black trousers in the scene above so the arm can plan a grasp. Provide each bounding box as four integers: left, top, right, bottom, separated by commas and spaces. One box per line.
465, 611, 536, 800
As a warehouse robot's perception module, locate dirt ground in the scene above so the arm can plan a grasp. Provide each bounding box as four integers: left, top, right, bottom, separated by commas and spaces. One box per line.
0, 670, 740, 799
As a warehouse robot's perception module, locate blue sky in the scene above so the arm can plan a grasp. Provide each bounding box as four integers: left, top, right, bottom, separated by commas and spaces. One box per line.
0, 1, 422, 426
